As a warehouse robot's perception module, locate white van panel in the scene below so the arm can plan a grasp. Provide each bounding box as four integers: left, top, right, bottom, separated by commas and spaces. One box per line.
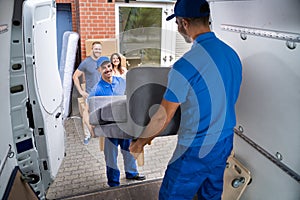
0, 0, 18, 198
31, 3, 63, 114
210, 0, 300, 199
234, 135, 300, 200
23, 0, 65, 176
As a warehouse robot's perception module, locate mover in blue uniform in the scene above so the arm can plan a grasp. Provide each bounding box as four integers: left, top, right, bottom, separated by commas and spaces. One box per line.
130, 0, 242, 199
90, 56, 145, 187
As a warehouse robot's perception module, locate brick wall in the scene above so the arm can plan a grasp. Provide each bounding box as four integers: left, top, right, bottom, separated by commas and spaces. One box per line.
57, 0, 116, 61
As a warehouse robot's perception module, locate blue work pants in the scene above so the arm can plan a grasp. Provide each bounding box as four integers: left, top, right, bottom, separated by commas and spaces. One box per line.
159, 136, 233, 200
104, 137, 138, 187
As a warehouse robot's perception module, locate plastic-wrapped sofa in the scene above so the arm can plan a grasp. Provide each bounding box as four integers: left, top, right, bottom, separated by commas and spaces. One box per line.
88, 67, 180, 139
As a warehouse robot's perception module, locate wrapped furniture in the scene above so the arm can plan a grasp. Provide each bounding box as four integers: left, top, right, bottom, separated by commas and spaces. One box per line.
88, 67, 181, 139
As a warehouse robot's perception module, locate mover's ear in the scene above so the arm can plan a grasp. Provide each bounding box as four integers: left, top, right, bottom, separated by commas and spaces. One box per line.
182, 18, 189, 29
181, 19, 186, 26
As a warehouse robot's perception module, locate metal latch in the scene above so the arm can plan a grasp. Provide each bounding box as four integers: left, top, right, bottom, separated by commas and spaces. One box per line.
0, 145, 15, 176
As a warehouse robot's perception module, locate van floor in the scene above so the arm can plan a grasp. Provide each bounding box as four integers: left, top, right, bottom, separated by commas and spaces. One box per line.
46, 90, 177, 199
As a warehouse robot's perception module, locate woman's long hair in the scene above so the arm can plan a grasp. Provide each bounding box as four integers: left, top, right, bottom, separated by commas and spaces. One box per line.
110, 53, 124, 75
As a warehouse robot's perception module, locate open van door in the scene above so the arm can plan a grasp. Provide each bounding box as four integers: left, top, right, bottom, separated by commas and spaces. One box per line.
0, 0, 64, 199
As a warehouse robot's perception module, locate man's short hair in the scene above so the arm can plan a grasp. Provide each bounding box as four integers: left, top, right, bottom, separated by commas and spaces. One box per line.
92, 41, 102, 48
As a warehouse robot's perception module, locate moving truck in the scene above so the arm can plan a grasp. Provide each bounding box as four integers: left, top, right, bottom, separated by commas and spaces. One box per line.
0, 0, 299, 199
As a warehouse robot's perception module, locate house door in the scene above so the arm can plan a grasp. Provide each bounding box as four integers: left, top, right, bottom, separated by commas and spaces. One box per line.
116, 2, 177, 68
56, 3, 72, 68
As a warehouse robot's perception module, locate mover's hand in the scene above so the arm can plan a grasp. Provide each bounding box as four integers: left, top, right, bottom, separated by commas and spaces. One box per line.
129, 140, 144, 160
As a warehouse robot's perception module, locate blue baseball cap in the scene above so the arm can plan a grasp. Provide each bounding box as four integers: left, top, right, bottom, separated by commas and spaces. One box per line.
166, 0, 210, 21
96, 56, 110, 69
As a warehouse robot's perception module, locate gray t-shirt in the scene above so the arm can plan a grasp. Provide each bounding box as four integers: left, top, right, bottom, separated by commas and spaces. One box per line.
77, 56, 100, 94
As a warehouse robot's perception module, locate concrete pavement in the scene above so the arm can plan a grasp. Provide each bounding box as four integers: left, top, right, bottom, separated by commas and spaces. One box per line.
46, 100, 177, 199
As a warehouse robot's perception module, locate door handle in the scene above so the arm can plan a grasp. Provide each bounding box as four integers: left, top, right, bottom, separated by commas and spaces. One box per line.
163, 56, 167, 62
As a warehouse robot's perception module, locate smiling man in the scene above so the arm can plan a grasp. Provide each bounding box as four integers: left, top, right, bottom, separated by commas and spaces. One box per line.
89, 56, 145, 187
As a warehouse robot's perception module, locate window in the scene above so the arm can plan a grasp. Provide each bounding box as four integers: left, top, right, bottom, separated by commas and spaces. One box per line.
116, 2, 179, 67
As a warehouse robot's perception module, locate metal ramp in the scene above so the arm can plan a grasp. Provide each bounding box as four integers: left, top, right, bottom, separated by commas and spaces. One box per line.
62, 179, 163, 200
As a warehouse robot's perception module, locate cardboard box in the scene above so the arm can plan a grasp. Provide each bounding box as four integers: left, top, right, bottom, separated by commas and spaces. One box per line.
85, 38, 126, 67
77, 97, 85, 117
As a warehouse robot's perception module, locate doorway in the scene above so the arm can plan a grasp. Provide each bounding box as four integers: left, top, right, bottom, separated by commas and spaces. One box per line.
116, 2, 176, 68
56, 3, 73, 68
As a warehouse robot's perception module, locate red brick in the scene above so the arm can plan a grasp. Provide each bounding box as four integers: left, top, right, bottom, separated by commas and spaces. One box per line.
71, 0, 118, 59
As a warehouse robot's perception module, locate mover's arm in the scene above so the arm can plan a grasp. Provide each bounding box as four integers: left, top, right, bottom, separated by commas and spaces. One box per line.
130, 99, 180, 158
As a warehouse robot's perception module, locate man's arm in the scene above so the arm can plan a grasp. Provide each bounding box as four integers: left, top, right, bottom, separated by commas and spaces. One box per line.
73, 69, 89, 99
129, 99, 180, 158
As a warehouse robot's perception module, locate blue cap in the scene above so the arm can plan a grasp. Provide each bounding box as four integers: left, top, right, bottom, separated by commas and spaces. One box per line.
166, 0, 210, 21
96, 56, 110, 68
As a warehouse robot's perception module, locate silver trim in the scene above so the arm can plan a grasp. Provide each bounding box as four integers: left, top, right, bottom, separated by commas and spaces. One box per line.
235, 127, 300, 183
221, 24, 300, 49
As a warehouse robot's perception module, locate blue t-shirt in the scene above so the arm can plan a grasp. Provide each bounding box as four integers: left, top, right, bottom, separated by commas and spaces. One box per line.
78, 56, 101, 94
89, 76, 126, 97
164, 32, 242, 147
